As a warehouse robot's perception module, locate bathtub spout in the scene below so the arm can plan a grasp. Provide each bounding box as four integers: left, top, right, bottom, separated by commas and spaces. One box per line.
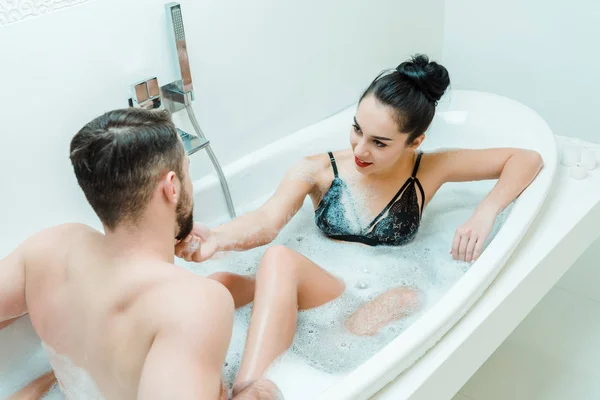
127, 76, 237, 219
177, 128, 209, 156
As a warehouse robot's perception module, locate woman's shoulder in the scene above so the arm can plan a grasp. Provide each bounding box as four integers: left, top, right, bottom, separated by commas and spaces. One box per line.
300, 149, 351, 171
287, 149, 350, 187
418, 148, 457, 165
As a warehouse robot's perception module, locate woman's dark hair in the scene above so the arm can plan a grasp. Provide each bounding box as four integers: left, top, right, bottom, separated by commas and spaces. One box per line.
360, 54, 450, 144
70, 108, 185, 230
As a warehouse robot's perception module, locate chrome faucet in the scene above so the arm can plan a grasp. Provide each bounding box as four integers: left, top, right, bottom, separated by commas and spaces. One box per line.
128, 77, 209, 156
127, 2, 237, 219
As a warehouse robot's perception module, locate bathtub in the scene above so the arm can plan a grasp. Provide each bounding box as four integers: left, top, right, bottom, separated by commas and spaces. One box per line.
189, 89, 558, 399
0, 90, 558, 399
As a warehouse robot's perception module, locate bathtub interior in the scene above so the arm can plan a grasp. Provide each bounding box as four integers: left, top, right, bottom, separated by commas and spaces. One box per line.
0, 90, 557, 400
176, 180, 512, 399
178, 90, 557, 399
191, 90, 555, 227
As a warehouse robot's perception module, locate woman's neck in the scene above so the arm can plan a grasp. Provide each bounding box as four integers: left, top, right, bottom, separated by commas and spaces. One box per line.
369, 150, 417, 183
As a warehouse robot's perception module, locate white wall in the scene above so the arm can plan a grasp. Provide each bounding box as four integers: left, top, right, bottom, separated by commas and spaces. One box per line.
442, 0, 600, 313
0, 0, 444, 252
444, 2, 600, 398
443, 0, 600, 142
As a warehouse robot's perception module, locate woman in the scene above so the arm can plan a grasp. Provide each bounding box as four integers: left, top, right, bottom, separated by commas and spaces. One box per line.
176, 54, 543, 389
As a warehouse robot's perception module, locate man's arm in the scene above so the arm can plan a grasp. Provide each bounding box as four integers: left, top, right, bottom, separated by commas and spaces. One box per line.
137, 279, 234, 400
0, 224, 87, 329
0, 243, 27, 329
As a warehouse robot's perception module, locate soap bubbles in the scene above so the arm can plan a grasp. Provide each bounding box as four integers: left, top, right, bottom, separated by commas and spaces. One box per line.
175, 180, 509, 394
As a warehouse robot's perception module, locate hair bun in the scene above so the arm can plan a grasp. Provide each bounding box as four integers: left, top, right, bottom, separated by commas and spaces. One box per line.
395, 54, 450, 103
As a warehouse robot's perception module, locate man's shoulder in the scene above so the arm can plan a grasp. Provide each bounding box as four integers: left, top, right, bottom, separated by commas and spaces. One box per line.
18, 223, 98, 261
26, 223, 98, 245
141, 274, 234, 333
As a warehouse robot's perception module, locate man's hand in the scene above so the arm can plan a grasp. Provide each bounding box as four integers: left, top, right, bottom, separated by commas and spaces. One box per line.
175, 223, 220, 263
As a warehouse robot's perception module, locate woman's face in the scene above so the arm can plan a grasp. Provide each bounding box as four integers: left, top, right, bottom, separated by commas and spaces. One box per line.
349, 94, 423, 176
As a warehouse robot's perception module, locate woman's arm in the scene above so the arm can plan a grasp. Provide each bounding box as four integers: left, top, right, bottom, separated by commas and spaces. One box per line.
431, 148, 544, 262
214, 158, 318, 250
176, 157, 322, 262
438, 148, 544, 214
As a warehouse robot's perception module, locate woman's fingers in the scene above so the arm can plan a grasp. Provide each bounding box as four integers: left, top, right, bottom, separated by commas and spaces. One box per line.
465, 235, 478, 263
451, 230, 462, 260
457, 233, 470, 262
452, 226, 482, 262
472, 235, 486, 261
175, 236, 201, 261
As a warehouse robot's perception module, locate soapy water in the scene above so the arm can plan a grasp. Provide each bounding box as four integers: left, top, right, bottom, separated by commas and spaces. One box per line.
0, 181, 507, 400
178, 180, 510, 390
41, 343, 104, 400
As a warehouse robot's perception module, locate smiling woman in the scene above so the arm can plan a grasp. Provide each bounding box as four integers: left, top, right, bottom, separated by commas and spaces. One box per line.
179, 55, 541, 262
169, 87, 555, 400
173, 55, 544, 398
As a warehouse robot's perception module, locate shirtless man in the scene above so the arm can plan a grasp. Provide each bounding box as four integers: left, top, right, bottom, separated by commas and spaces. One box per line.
0, 108, 297, 399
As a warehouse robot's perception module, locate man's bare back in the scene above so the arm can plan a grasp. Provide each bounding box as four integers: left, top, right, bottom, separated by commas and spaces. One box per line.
6, 223, 233, 399
2, 108, 283, 399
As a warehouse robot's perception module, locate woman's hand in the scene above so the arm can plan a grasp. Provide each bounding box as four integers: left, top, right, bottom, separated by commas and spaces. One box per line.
451, 208, 497, 262
175, 223, 220, 263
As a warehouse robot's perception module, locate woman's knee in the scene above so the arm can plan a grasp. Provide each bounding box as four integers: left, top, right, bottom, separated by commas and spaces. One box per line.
262, 244, 296, 263
208, 271, 238, 288
258, 245, 299, 277
344, 286, 421, 336
384, 286, 421, 312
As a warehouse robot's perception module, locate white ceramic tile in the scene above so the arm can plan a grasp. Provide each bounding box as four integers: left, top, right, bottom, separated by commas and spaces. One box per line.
556, 237, 600, 303
506, 287, 600, 375
462, 340, 600, 400
451, 392, 473, 400
461, 287, 600, 400
460, 343, 519, 400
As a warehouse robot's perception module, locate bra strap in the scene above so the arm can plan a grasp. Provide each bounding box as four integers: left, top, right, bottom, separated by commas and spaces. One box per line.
328, 151, 339, 177
411, 152, 423, 178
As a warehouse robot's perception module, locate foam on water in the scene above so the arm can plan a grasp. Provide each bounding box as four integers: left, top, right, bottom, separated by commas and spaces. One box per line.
0, 181, 509, 400
178, 180, 510, 397
39, 342, 104, 399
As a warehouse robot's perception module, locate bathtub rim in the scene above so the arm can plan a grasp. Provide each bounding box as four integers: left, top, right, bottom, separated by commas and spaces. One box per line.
315, 91, 558, 400
189, 89, 558, 400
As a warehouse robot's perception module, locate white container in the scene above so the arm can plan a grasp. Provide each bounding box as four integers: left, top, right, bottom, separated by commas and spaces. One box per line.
581, 149, 597, 170
570, 164, 587, 180
561, 145, 581, 167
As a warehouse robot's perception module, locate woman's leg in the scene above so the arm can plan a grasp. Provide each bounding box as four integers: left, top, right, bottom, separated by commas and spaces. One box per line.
209, 272, 256, 309
344, 286, 421, 336
232, 379, 283, 400
0, 315, 21, 330
234, 245, 345, 393
8, 371, 56, 400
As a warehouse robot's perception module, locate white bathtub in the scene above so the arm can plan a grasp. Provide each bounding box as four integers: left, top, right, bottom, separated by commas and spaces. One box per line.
0, 90, 558, 399
190, 89, 558, 399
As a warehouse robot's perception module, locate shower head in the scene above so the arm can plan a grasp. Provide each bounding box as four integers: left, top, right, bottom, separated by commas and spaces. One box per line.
165, 2, 193, 96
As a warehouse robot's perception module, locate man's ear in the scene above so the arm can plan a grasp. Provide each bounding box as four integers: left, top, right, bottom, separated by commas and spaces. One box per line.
160, 171, 178, 205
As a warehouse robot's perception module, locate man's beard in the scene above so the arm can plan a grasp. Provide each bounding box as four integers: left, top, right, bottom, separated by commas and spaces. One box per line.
175, 188, 194, 241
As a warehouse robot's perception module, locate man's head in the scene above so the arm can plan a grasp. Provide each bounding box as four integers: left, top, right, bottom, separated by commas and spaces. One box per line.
70, 108, 194, 240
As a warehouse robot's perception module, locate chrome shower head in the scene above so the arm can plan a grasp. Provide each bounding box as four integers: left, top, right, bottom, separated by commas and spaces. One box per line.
165, 2, 193, 95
